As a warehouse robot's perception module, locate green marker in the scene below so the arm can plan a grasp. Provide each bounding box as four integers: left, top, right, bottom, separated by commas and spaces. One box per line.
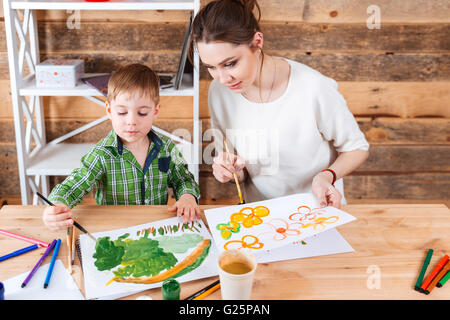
414, 249, 433, 291
436, 271, 450, 288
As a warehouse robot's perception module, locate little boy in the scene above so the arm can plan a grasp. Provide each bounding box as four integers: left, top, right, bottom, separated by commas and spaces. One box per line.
43, 64, 200, 230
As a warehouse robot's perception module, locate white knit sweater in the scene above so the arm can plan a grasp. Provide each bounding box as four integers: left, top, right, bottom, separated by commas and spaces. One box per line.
208, 58, 370, 203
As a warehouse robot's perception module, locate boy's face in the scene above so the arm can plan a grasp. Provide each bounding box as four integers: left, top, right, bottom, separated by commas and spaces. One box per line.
106, 91, 160, 146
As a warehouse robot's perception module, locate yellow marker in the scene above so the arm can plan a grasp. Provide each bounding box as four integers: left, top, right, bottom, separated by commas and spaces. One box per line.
193, 283, 221, 300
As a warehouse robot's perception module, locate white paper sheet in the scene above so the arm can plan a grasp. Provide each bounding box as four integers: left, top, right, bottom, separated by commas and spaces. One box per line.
3, 259, 84, 300
79, 217, 220, 300
204, 193, 357, 254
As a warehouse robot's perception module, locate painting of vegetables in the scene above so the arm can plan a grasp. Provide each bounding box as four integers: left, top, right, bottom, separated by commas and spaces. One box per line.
79, 217, 219, 300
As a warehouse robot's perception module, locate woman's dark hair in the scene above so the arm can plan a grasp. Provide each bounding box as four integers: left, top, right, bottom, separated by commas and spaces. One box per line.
189, 0, 263, 65
191, 0, 261, 46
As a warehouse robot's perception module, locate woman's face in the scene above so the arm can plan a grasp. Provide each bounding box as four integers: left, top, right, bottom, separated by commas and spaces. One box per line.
197, 40, 261, 93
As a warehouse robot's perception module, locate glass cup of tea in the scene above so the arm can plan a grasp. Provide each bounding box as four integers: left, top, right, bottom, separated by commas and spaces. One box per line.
217, 249, 257, 300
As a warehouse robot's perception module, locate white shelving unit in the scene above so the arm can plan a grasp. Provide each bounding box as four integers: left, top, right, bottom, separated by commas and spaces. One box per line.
3, 0, 200, 204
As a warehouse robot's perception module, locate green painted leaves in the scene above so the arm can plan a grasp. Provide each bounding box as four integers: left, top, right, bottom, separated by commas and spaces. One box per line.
114, 237, 177, 279
93, 236, 178, 279
93, 236, 125, 271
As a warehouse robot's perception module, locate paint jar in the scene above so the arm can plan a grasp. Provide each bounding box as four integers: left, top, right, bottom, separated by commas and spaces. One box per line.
0, 282, 4, 300
217, 249, 257, 300
162, 279, 180, 300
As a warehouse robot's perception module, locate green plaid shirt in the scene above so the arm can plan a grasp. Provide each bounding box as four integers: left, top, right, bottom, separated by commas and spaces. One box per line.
49, 129, 199, 208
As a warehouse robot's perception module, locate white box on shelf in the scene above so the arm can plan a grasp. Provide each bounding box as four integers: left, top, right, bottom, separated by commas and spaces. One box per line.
36, 59, 84, 88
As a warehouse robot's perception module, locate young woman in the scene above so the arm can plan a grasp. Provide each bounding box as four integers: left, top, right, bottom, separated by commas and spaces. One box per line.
191, 0, 369, 208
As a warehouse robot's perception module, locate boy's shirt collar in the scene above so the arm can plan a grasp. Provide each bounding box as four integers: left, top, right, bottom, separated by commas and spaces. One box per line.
100, 129, 162, 156
100, 130, 163, 174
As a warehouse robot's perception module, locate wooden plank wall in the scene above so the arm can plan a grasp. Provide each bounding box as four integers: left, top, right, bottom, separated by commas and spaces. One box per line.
0, 0, 449, 204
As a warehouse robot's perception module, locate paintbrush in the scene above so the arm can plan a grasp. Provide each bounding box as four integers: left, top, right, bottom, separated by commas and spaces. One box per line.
67, 227, 72, 274
223, 140, 245, 204
71, 226, 76, 264
36, 192, 97, 242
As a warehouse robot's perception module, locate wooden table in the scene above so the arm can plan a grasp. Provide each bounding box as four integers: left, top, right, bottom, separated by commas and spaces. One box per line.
0, 204, 449, 300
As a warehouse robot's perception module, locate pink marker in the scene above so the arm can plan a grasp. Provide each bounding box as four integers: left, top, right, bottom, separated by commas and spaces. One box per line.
0, 229, 50, 247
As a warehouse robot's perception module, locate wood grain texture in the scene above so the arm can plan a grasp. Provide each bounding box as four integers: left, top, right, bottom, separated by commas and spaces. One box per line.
337, 82, 450, 118
300, 0, 450, 23
0, 204, 449, 299
0, 0, 448, 202
2, 51, 448, 82
0, 52, 182, 80
36, 22, 189, 52
1, 156, 447, 199
42, 117, 450, 145
2, 21, 446, 53
1, 80, 449, 119
358, 145, 450, 172
35, 9, 191, 23
262, 23, 450, 52
358, 118, 450, 144
199, 173, 450, 200
2, 0, 450, 22
199, 144, 450, 173
0, 117, 450, 149
343, 173, 450, 199
201, 52, 450, 81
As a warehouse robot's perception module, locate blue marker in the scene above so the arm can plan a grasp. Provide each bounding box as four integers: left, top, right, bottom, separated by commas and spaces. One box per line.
43, 239, 61, 289
0, 282, 4, 300
0, 244, 39, 262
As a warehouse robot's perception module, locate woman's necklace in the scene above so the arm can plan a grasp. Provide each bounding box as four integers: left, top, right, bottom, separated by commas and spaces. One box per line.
265, 56, 277, 103
243, 55, 277, 103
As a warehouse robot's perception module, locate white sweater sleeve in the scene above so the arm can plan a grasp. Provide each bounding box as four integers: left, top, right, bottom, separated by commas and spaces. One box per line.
315, 77, 370, 152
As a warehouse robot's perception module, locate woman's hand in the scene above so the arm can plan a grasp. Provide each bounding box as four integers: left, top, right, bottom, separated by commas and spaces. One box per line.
312, 171, 342, 209
42, 202, 73, 231
168, 193, 201, 223
212, 152, 246, 183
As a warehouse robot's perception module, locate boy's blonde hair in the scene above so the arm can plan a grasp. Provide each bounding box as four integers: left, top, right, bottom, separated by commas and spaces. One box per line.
107, 63, 160, 104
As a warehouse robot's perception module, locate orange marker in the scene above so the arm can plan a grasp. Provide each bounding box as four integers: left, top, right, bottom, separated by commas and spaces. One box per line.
420, 255, 449, 293
424, 261, 450, 295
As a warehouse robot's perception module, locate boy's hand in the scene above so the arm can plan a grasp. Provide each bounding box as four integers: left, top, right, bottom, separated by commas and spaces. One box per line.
212, 151, 246, 183
168, 194, 201, 223
312, 172, 342, 209
42, 202, 73, 231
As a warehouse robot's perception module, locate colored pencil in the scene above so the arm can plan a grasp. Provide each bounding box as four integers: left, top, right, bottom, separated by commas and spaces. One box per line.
21, 239, 56, 288
185, 279, 220, 300
424, 261, 450, 295
0, 229, 50, 248
414, 249, 434, 291
420, 254, 449, 293
192, 282, 221, 300
223, 140, 245, 204
0, 244, 39, 262
44, 239, 61, 288
36, 192, 96, 242
437, 271, 450, 288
